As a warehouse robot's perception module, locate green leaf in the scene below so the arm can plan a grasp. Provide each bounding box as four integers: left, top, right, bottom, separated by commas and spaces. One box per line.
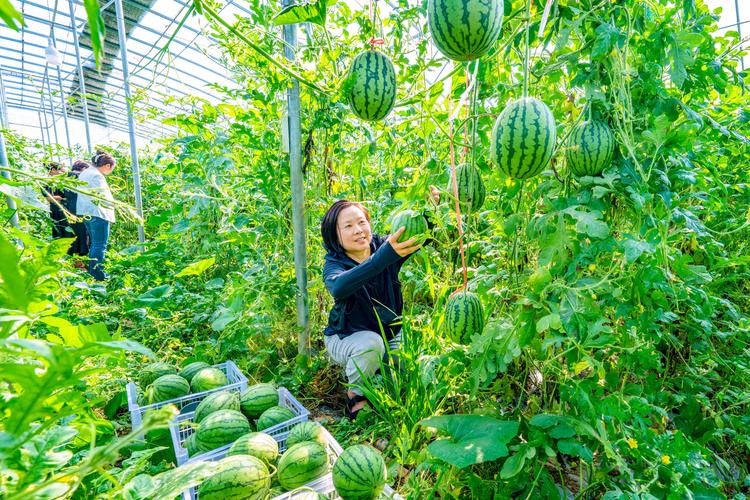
137, 285, 172, 306
419, 415, 518, 468
622, 237, 655, 263
563, 206, 609, 239
272, 0, 328, 26
176, 257, 216, 277
83, 0, 106, 69
0, 0, 25, 30
592, 23, 619, 59
536, 313, 561, 334
500, 445, 535, 479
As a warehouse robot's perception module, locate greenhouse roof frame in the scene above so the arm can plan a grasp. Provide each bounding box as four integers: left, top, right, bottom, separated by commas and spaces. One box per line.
0, 0, 250, 144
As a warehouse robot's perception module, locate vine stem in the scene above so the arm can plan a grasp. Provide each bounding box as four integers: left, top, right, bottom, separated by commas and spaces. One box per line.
511, 180, 525, 286
523, 0, 531, 98
449, 119, 468, 290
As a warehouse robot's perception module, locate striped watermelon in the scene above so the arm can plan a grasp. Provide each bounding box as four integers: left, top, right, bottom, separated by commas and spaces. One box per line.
390, 210, 428, 245
240, 383, 278, 419
277, 442, 330, 490
227, 432, 279, 465
451, 163, 486, 213
490, 97, 557, 179
198, 455, 270, 500
256, 406, 296, 431
345, 49, 397, 122
191, 367, 229, 393
146, 374, 190, 404
178, 361, 210, 383
194, 390, 240, 423
195, 409, 252, 452
427, 0, 504, 61
444, 291, 484, 343
185, 432, 202, 456
566, 119, 615, 176
139, 361, 176, 387
332, 444, 387, 500
287, 421, 327, 448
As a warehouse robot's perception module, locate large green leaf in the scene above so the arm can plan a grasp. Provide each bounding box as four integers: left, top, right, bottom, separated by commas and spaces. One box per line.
272, 0, 328, 27
419, 415, 518, 468
83, 0, 106, 68
176, 257, 215, 277
0, 0, 24, 30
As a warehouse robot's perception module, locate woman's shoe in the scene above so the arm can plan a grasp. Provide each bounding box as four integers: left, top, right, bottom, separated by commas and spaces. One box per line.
345, 394, 368, 420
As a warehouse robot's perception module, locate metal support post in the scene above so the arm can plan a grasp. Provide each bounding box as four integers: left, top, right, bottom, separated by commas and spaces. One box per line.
40, 98, 52, 147
51, 28, 73, 161
43, 69, 60, 155
114, 0, 145, 243
0, 70, 20, 229
67, 0, 92, 152
37, 111, 47, 149
734, 0, 745, 70
282, 1, 309, 355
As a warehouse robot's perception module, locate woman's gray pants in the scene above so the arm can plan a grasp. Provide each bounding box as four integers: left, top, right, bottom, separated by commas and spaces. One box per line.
324, 331, 401, 396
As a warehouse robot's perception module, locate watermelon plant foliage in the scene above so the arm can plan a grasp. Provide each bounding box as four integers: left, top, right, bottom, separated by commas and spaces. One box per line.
1, 0, 749, 497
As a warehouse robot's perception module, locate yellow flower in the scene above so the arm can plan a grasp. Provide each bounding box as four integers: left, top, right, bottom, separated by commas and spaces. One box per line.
627, 438, 638, 449
661, 455, 671, 465
588, 264, 596, 272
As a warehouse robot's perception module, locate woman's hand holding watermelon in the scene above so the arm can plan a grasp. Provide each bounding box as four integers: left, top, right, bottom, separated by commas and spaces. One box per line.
387, 227, 421, 257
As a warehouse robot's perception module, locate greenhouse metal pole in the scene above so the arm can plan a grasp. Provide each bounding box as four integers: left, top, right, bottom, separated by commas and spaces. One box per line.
115, 0, 145, 244
38, 111, 47, 149
67, 0, 93, 152
40, 98, 52, 147
51, 30, 73, 161
0, 72, 20, 229
734, 0, 745, 70
43, 69, 60, 151
282, 3, 309, 355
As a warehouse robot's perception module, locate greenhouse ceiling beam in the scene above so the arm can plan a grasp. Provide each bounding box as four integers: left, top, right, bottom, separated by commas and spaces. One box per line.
1, 80, 186, 135
3, 96, 172, 140
20, 1, 228, 76
68, 0, 92, 152
0, 57, 205, 124
1, 35, 223, 102
7, 27, 228, 90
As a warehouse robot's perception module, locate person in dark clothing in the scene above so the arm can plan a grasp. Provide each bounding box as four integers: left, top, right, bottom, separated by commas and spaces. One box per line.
321, 190, 439, 419
65, 160, 91, 260
44, 162, 68, 239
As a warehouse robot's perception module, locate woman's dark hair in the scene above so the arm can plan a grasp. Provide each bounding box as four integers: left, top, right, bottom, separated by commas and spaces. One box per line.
47, 162, 62, 172
321, 200, 370, 254
91, 150, 116, 168
72, 160, 91, 172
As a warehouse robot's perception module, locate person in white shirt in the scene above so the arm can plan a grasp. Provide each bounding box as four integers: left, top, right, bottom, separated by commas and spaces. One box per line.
76, 150, 116, 280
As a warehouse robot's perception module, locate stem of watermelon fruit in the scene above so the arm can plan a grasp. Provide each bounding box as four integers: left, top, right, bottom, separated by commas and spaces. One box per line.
448, 119, 468, 290
523, 0, 531, 98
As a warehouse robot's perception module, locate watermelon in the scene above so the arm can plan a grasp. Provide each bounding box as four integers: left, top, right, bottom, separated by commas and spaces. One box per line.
490, 97, 557, 180
277, 442, 329, 490
191, 367, 229, 393
256, 406, 296, 431
198, 455, 270, 500
291, 492, 327, 500
139, 361, 176, 387
239, 383, 279, 419
427, 0, 504, 61
146, 374, 190, 404
566, 119, 615, 177
390, 210, 428, 245
185, 432, 202, 456
287, 422, 327, 448
444, 291, 484, 343
178, 361, 210, 383
332, 444, 387, 500
450, 163, 486, 213
345, 49, 397, 122
528, 267, 552, 294
195, 409, 252, 452
195, 390, 241, 423
227, 432, 279, 464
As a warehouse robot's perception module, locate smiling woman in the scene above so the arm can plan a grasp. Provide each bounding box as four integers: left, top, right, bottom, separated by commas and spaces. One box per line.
320, 199, 423, 419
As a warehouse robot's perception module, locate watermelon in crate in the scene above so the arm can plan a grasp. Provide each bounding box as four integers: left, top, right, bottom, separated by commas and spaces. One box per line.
180, 423, 404, 500
126, 360, 248, 438
171, 387, 309, 465
240, 383, 279, 419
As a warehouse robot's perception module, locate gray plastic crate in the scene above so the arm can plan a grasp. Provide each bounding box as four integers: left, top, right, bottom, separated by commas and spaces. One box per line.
170, 387, 310, 465
181, 423, 403, 500
126, 360, 248, 433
